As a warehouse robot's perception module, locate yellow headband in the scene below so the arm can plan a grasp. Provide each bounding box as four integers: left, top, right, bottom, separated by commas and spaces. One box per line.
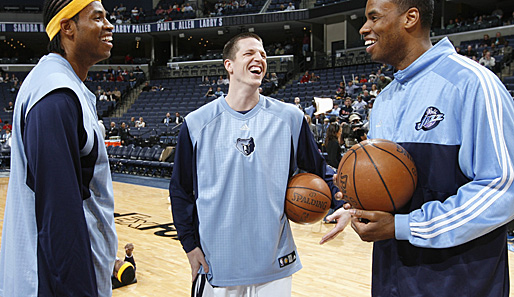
117, 262, 134, 283
46, 0, 100, 41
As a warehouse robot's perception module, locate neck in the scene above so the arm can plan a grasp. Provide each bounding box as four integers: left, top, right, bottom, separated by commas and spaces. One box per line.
59, 52, 92, 82
225, 84, 260, 111
395, 34, 432, 70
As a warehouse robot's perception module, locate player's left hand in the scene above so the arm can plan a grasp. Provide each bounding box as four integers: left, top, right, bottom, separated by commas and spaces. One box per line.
349, 209, 395, 242
319, 207, 351, 244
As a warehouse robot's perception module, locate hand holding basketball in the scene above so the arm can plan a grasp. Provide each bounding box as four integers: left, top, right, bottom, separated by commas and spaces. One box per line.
334, 139, 417, 212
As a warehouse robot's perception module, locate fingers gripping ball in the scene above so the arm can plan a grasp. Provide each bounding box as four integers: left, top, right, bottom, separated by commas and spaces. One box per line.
285, 173, 332, 224
335, 139, 417, 212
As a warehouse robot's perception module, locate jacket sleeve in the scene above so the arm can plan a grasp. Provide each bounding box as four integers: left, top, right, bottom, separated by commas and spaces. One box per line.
296, 119, 345, 209
169, 120, 199, 253
395, 73, 514, 248
24, 88, 97, 296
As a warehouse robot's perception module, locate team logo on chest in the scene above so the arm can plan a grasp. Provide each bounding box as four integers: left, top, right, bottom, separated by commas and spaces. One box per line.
415, 106, 445, 131
236, 137, 255, 156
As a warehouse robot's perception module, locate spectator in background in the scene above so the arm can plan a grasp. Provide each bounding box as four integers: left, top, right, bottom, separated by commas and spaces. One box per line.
352, 95, 367, 114
124, 53, 133, 64
118, 122, 133, 145
340, 97, 353, 123
463, 45, 477, 59
481, 34, 492, 47
324, 123, 342, 168
163, 112, 172, 126
479, 50, 495, 70
117, 3, 126, 12
335, 81, 346, 99
135, 117, 146, 128
128, 117, 137, 127
4, 101, 14, 112
2, 128, 12, 148
328, 103, 341, 118
361, 90, 371, 102
304, 114, 318, 141
183, 3, 194, 12
309, 72, 320, 82
500, 40, 512, 65
112, 87, 122, 101
284, 2, 295, 11
128, 73, 137, 88
370, 83, 378, 97
204, 87, 216, 98
368, 71, 377, 83
445, 19, 455, 30
300, 71, 310, 83
345, 80, 359, 97
99, 92, 108, 101
376, 73, 392, 91
174, 112, 184, 125
141, 82, 151, 92
200, 76, 211, 86
107, 122, 119, 139
214, 87, 224, 97
131, 6, 139, 23
493, 32, 505, 46
293, 97, 303, 111
302, 33, 310, 56
2, 121, 12, 132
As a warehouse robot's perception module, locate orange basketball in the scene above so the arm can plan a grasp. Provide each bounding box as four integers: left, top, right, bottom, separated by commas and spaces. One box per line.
285, 173, 332, 224
335, 139, 417, 212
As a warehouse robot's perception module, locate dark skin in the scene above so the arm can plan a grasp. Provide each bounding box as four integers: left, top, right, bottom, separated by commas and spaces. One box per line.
321, 0, 432, 244
59, 1, 114, 81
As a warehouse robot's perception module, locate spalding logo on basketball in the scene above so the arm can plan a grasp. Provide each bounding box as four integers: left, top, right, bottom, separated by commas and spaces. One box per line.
285, 173, 332, 224
335, 139, 417, 212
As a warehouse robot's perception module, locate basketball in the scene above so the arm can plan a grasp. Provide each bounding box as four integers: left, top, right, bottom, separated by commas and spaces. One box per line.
335, 139, 417, 212
285, 173, 332, 224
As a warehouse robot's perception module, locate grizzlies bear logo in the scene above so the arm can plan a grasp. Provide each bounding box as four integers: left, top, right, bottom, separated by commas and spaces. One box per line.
236, 137, 255, 156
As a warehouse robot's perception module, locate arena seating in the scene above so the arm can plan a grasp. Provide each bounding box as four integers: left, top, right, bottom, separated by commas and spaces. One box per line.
107, 144, 173, 177
275, 63, 382, 103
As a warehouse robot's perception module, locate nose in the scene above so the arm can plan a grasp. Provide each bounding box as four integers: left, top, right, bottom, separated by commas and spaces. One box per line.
104, 18, 114, 30
359, 20, 370, 36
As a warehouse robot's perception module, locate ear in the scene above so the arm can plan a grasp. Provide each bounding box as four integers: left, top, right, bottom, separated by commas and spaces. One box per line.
404, 7, 420, 30
224, 59, 233, 75
60, 18, 75, 40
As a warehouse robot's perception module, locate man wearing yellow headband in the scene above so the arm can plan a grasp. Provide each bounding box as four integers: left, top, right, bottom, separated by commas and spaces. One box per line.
0, 0, 117, 296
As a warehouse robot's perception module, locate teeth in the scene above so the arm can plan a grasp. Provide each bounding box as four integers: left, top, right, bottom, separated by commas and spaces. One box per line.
102, 36, 113, 42
365, 40, 376, 46
250, 66, 261, 74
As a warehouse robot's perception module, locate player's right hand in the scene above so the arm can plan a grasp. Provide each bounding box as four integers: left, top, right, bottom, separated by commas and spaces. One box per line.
186, 247, 209, 282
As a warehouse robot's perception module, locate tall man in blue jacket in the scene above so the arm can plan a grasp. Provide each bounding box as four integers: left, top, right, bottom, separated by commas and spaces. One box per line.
0, 0, 117, 296
324, 0, 514, 296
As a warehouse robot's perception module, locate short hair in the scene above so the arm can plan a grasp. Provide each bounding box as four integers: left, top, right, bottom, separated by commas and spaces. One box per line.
222, 32, 263, 61
391, 0, 434, 30
43, 0, 80, 56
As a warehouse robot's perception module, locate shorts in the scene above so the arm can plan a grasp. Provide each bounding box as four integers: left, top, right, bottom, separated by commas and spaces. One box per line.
192, 274, 292, 297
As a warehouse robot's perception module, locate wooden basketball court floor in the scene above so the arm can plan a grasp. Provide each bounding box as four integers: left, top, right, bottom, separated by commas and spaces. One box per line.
1, 176, 514, 296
